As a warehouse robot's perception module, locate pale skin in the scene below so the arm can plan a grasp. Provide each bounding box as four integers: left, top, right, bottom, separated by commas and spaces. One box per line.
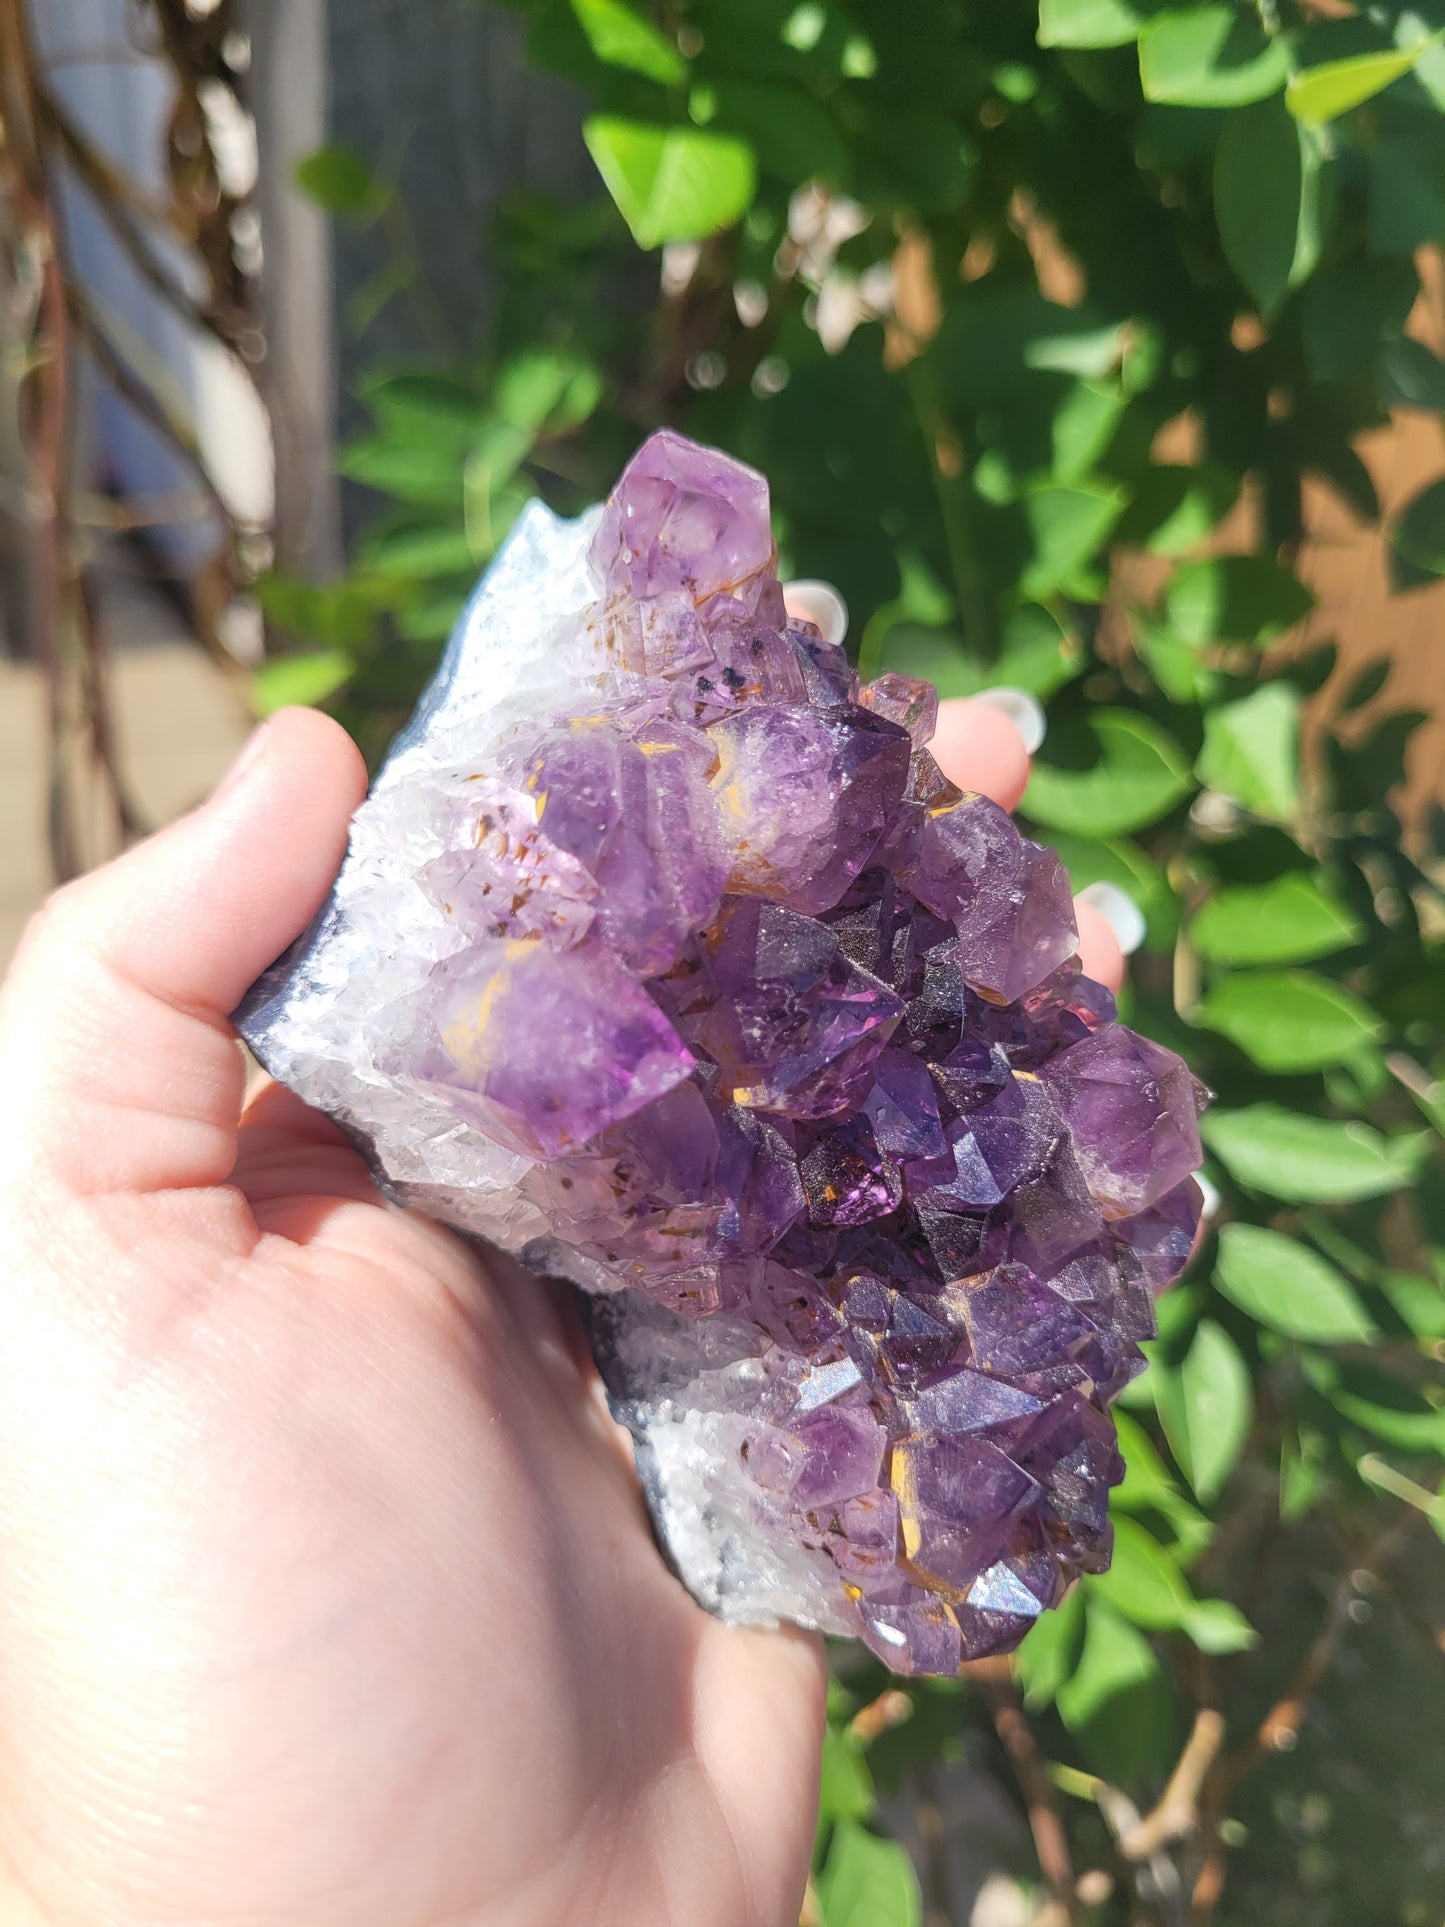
0, 696, 1123, 1927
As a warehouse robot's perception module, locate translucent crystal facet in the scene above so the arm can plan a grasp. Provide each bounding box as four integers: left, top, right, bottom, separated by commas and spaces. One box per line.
238, 430, 1207, 1675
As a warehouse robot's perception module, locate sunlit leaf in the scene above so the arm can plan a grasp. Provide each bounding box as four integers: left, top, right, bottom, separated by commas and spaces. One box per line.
1287, 39, 1441, 127
293, 142, 387, 221
1215, 1224, 1377, 1342
1140, 7, 1291, 106
494, 349, 604, 432
1191, 873, 1363, 965
1015, 1583, 1086, 1709
1195, 970, 1382, 1072
1154, 1319, 1252, 1503
1183, 1598, 1259, 1653
1020, 481, 1127, 596
1023, 710, 1194, 837
817, 1820, 922, 1927
1089, 1517, 1195, 1629
1196, 683, 1300, 820
584, 117, 755, 246
1056, 1598, 1172, 1785
252, 649, 354, 716
1201, 1106, 1428, 1202
571, 0, 685, 83
1115, 464, 1239, 554
817, 1724, 876, 1825
338, 435, 463, 508
1038, 0, 1151, 49
1167, 554, 1314, 644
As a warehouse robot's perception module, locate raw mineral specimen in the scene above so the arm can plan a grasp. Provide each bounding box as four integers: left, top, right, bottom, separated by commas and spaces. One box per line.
238, 429, 1206, 1676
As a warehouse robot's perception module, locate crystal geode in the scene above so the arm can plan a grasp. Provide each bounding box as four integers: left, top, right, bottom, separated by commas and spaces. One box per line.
239, 430, 1206, 1676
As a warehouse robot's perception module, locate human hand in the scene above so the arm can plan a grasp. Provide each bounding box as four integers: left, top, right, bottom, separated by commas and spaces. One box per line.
0, 651, 1125, 1926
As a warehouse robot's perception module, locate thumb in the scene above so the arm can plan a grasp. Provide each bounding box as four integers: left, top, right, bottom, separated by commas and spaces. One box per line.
0, 708, 366, 1196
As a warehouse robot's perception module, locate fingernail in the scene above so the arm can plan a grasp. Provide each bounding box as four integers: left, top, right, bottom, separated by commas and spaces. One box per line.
972, 685, 1046, 755
782, 578, 848, 648
211, 719, 273, 802
1075, 880, 1147, 957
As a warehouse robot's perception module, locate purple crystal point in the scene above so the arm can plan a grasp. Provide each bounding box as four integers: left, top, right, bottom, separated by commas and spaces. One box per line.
238, 427, 1209, 1680
1040, 1025, 1204, 1216
591, 427, 774, 604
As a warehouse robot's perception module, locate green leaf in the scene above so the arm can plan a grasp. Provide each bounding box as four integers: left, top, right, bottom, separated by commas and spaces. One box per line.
1166, 554, 1313, 645
358, 522, 479, 577
1302, 259, 1419, 382
293, 142, 387, 221
1215, 98, 1327, 316
1023, 710, 1194, 838
252, 649, 354, 715
1139, 624, 1224, 705
1112, 1410, 1181, 1508
1191, 873, 1363, 965
1116, 464, 1239, 555
1182, 1598, 1259, 1653
1056, 1598, 1172, 1785
583, 117, 755, 247
1303, 1356, 1445, 1455
1389, 476, 1445, 589
1215, 1223, 1377, 1342
1051, 380, 1127, 484
362, 371, 487, 446
1019, 481, 1126, 596
1381, 1271, 1445, 1341
700, 77, 847, 185
338, 435, 462, 508
1379, 337, 1445, 413
1038, 0, 1149, 49
1090, 1517, 1195, 1630
817, 1725, 876, 1826
1286, 38, 1442, 127
996, 604, 1087, 701
1015, 1583, 1086, 1709
1194, 970, 1383, 1073
1201, 1105, 1428, 1202
494, 349, 603, 432
1140, 8, 1291, 106
817, 1820, 922, 1927
1371, 138, 1445, 256
1196, 683, 1300, 820
570, 0, 685, 83
1281, 1427, 1328, 1520
1154, 1319, 1252, 1503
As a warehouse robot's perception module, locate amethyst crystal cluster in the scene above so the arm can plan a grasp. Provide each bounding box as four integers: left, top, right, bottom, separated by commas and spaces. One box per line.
239, 430, 1206, 1676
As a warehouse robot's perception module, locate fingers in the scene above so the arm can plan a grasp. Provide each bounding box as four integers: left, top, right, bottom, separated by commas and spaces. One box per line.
0, 709, 367, 1196
930, 695, 1033, 811
1074, 899, 1128, 993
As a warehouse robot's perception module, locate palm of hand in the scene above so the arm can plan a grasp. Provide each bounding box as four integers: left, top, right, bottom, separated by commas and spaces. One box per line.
0, 1081, 821, 1927
0, 713, 821, 1927
0, 701, 1119, 1927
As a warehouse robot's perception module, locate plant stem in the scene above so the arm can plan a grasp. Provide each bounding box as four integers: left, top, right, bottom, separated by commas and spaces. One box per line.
905, 360, 995, 663
970, 1659, 1080, 1923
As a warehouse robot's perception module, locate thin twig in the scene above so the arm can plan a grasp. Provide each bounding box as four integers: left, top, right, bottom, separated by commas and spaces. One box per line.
1191, 1518, 1417, 1921
969, 1658, 1081, 1924
35, 78, 243, 352
1117, 1710, 1227, 1862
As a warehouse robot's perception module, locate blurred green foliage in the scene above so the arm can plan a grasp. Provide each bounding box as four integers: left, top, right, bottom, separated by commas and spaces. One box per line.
274, 1, 1445, 1918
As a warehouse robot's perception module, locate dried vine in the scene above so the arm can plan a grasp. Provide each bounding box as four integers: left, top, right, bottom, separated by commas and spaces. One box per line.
0, 0, 266, 879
